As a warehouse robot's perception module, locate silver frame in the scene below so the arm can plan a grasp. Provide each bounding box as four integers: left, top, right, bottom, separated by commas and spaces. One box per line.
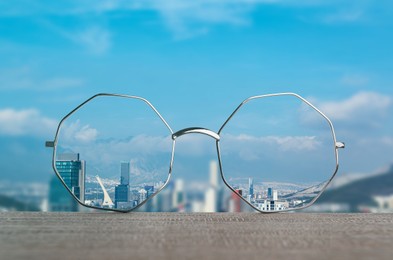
46, 92, 344, 213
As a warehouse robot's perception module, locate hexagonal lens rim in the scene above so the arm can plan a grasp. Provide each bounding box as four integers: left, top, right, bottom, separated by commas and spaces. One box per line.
50, 93, 175, 212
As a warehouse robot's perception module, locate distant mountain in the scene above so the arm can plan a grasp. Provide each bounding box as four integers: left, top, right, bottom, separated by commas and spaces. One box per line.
283, 181, 327, 201
0, 194, 40, 211
316, 165, 393, 210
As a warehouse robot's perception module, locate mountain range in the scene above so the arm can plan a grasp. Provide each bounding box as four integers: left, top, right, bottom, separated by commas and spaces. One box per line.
316, 165, 393, 211
0, 194, 40, 211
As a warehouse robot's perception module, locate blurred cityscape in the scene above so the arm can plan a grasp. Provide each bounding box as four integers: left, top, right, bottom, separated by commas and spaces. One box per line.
1, 152, 393, 213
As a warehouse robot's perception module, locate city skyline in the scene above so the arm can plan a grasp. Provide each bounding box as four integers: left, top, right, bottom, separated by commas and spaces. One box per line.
2, 156, 393, 213
49, 151, 322, 212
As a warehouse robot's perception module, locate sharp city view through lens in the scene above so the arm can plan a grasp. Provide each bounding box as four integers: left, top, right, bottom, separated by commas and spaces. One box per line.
52, 95, 174, 211
219, 95, 337, 212
53, 153, 168, 211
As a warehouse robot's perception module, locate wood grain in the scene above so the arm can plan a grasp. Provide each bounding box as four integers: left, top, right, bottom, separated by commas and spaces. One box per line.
1, 212, 392, 260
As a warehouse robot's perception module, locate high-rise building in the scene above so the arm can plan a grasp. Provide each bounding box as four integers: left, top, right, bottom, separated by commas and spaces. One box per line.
204, 161, 220, 212
248, 178, 254, 198
115, 184, 130, 208
173, 179, 185, 211
48, 175, 78, 211
273, 190, 278, 201
204, 188, 216, 212
49, 153, 85, 211
120, 162, 130, 185
267, 187, 273, 200
210, 160, 219, 189
115, 162, 131, 208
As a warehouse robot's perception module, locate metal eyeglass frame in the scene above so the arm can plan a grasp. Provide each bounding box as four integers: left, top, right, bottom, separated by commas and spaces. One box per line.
46, 92, 345, 213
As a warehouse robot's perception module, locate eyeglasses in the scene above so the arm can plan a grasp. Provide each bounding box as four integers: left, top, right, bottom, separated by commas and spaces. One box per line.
46, 92, 344, 213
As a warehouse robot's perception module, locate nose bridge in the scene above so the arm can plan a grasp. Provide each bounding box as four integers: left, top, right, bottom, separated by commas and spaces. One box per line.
172, 127, 220, 141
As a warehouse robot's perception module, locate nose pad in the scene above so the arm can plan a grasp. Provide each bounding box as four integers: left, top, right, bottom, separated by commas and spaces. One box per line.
172, 127, 220, 141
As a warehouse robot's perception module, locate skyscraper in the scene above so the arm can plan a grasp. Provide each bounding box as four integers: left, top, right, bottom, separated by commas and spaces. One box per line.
120, 162, 130, 185
209, 160, 219, 189
267, 187, 273, 200
173, 179, 185, 211
48, 175, 78, 211
204, 161, 219, 212
115, 162, 131, 208
115, 184, 130, 209
49, 152, 85, 211
248, 177, 254, 198
273, 190, 278, 201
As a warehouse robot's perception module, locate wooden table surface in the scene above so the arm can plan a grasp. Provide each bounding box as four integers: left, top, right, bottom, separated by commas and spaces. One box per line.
1, 212, 392, 260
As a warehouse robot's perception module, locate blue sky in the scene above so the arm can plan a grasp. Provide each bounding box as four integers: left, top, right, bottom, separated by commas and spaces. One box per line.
0, 0, 393, 183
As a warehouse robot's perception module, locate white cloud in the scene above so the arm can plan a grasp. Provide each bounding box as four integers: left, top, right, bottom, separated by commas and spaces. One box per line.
60, 120, 98, 144
301, 92, 393, 147
59, 122, 173, 156
174, 134, 216, 156
219, 133, 322, 162
222, 133, 320, 154
299, 92, 393, 176
56, 130, 174, 181
74, 125, 98, 143
266, 135, 320, 151
0, 108, 57, 137
317, 92, 391, 122
54, 129, 323, 181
